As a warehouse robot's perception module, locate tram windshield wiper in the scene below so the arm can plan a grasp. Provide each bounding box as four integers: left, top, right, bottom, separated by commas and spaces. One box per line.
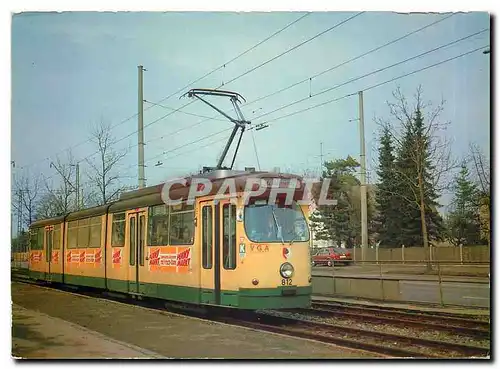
270, 206, 284, 245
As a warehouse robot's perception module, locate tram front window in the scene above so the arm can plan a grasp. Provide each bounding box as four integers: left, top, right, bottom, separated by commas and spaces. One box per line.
244, 202, 309, 243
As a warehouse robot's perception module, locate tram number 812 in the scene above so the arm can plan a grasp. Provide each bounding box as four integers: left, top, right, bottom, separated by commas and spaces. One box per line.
281, 278, 292, 286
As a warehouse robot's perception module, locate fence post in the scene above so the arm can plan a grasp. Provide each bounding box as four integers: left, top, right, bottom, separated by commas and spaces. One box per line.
459, 244, 463, 265
376, 244, 379, 265
379, 262, 385, 300
437, 261, 444, 306
332, 262, 336, 295
402, 244, 405, 264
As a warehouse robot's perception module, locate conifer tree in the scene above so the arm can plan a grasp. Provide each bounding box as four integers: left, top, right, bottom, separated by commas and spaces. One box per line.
446, 164, 482, 246
374, 126, 402, 247
412, 109, 445, 245
309, 155, 371, 247
469, 143, 490, 246
378, 86, 453, 268
393, 120, 422, 246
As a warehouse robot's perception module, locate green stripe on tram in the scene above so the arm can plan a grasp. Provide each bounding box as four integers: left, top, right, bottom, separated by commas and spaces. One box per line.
17, 271, 310, 309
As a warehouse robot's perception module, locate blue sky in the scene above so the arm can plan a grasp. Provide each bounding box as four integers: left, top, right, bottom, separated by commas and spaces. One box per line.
11, 11, 490, 207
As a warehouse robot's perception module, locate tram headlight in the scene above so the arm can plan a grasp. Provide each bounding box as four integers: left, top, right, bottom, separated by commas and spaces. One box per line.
280, 262, 294, 278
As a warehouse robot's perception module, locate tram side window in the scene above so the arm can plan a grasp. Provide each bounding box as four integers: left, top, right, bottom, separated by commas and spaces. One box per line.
30, 228, 43, 250
202, 206, 213, 269
37, 228, 44, 250
170, 204, 194, 245
148, 205, 169, 246
111, 213, 126, 247
29, 229, 36, 250
223, 204, 236, 270
53, 224, 61, 250
67, 221, 78, 249
77, 218, 90, 248
89, 216, 102, 248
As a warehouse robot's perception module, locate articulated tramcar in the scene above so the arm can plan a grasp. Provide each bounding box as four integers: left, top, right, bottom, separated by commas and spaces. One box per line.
25, 169, 313, 310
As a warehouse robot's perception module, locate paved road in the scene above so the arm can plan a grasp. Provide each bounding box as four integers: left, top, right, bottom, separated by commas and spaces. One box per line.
312, 270, 488, 283
312, 267, 490, 308
313, 263, 489, 280
399, 280, 490, 308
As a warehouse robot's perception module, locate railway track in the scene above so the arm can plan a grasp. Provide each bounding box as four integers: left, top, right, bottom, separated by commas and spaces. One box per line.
234, 313, 490, 358
11, 276, 490, 358
312, 300, 490, 322
290, 302, 491, 339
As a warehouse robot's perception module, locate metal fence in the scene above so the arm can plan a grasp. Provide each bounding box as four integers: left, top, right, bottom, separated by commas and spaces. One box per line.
311, 260, 490, 308
11, 252, 29, 270
351, 245, 490, 264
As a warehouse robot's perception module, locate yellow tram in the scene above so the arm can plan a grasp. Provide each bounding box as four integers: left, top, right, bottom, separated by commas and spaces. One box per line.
25, 169, 313, 309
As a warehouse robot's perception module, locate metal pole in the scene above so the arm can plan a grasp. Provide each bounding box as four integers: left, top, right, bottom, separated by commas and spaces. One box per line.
75, 163, 80, 210
17, 189, 23, 235
138, 65, 146, 189
379, 262, 385, 301
358, 91, 368, 262
332, 261, 336, 295
437, 261, 444, 306
320, 142, 323, 174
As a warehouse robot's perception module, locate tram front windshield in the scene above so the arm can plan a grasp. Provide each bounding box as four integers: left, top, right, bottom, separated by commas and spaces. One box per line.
244, 201, 309, 243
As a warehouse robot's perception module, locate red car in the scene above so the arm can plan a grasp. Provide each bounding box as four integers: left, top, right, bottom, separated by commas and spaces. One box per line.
311, 247, 352, 267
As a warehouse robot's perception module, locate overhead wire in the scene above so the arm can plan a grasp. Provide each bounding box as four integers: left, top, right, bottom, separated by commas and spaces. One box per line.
143, 100, 227, 121
27, 14, 316, 181
37, 34, 489, 187
361, 45, 488, 93
248, 44, 489, 130
39, 43, 489, 191
20, 18, 488, 191
148, 12, 458, 137
15, 12, 311, 172
114, 132, 233, 178
250, 29, 489, 123
250, 129, 262, 170
127, 12, 365, 151
218, 12, 365, 88
104, 12, 367, 169
246, 13, 456, 107
152, 12, 311, 107
139, 34, 488, 174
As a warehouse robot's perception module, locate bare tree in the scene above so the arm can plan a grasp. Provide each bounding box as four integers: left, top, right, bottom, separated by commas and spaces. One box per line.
378, 86, 457, 268
302, 168, 320, 180
36, 191, 63, 219
85, 120, 129, 205
469, 143, 490, 245
469, 143, 490, 195
40, 153, 78, 217
12, 172, 41, 229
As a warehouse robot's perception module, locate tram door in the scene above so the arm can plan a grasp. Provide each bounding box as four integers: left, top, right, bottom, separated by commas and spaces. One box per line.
127, 211, 147, 294
200, 200, 216, 304
44, 227, 53, 281
200, 199, 238, 306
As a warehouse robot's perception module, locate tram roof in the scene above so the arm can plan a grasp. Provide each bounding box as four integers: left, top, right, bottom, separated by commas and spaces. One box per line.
29, 169, 318, 229
117, 169, 305, 201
